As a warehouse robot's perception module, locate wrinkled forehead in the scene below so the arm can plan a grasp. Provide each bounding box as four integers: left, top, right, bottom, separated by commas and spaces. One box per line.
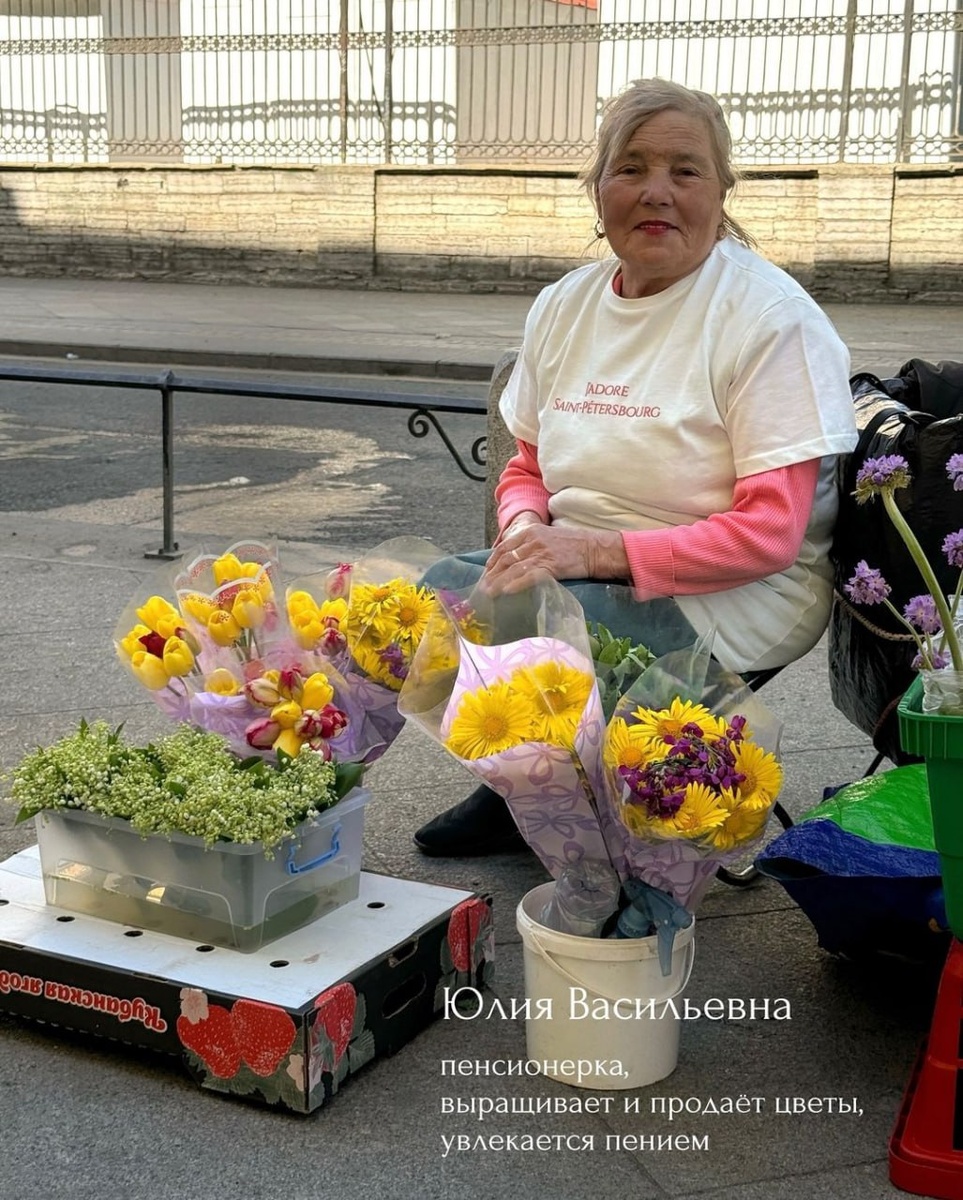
607, 108, 717, 169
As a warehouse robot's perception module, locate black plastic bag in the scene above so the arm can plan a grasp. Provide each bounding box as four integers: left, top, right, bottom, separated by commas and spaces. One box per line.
828, 359, 963, 764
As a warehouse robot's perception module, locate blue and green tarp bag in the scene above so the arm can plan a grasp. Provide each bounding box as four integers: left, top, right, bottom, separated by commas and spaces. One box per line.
756, 765, 949, 960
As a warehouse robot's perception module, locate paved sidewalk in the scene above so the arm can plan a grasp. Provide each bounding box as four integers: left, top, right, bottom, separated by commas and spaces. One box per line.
0, 274, 960, 1200
0, 273, 959, 379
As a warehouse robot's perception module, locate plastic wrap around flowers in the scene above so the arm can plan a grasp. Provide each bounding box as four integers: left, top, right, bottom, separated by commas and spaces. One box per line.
399, 579, 619, 881
282, 536, 444, 751
113, 537, 441, 768
399, 578, 784, 913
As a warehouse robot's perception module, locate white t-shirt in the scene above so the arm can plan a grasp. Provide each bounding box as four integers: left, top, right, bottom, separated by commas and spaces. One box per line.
499, 239, 859, 671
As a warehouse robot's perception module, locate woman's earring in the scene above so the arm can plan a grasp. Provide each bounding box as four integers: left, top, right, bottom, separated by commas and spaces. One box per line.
594, 218, 605, 241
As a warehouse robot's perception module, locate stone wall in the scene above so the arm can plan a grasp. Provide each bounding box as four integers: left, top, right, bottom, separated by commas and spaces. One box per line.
0, 165, 376, 286
0, 161, 959, 300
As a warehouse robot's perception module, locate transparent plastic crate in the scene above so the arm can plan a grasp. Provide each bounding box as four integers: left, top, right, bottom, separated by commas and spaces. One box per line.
35, 788, 370, 952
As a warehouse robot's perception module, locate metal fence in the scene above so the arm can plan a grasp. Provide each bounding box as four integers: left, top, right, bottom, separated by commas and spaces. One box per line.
0, 0, 959, 166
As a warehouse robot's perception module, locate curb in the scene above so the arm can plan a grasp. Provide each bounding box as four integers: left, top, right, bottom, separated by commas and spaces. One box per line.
0, 340, 496, 382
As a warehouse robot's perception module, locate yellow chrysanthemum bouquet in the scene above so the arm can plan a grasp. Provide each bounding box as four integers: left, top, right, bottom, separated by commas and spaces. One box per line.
399, 579, 615, 873
601, 639, 783, 909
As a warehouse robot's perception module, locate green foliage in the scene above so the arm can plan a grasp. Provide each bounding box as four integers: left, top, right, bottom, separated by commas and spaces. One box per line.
587, 620, 656, 721
8, 721, 361, 851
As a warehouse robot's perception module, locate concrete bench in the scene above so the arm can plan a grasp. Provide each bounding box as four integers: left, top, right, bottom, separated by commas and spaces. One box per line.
484, 348, 521, 546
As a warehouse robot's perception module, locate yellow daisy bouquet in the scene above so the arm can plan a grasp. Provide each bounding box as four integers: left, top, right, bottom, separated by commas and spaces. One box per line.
284, 536, 445, 753
444, 658, 595, 762
600, 641, 784, 909
399, 579, 615, 876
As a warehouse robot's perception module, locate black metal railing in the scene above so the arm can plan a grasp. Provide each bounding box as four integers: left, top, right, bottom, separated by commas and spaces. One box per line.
0, 362, 487, 558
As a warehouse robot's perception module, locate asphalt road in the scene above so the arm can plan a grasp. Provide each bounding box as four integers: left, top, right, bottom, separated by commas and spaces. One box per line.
0, 369, 490, 554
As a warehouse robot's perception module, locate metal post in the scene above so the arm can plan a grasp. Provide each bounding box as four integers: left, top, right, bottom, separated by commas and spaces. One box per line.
384, 0, 394, 163
339, 0, 350, 164
953, 0, 963, 162
837, 0, 858, 162
894, 0, 917, 162
146, 373, 180, 560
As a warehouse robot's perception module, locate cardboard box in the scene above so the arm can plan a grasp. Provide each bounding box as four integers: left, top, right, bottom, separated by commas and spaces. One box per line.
0, 847, 493, 1112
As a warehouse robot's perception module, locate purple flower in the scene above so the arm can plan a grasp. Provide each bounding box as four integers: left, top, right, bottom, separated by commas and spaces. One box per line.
854, 455, 911, 503
619, 726, 745, 818
903, 594, 942, 635
944, 530, 963, 568
913, 648, 950, 671
844, 560, 891, 606
948, 455, 963, 491
378, 642, 408, 681
436, 588, 476, 624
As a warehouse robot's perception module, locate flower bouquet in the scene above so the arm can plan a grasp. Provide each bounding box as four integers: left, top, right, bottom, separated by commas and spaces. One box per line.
400, 578, 784, 943
284, 536, 444, 754
400, 579, 615, 875
600, 640, 783, 913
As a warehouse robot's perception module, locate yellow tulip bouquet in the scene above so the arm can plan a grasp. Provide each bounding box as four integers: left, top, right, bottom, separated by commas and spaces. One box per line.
114, 537, 441, 770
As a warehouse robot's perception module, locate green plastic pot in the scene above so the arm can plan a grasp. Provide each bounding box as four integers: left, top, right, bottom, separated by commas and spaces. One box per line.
898, 676, 963, 939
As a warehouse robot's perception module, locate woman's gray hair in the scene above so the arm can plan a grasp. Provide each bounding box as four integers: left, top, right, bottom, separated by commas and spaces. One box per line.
581, 78, 755, 248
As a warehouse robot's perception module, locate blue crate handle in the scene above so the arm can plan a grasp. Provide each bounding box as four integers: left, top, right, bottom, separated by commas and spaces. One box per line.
285, 821, 341, 876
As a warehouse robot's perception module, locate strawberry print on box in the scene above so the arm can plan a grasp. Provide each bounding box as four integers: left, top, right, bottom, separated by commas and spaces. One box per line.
172, 895, 493, 1113
436, 897, 495, 1010
177, 990, 308, 1108
176, 985, 375, 1111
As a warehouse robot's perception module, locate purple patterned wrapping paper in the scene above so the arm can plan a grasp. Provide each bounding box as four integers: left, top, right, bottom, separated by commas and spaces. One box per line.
188, 671, 390, 765
437, 637, 622, 879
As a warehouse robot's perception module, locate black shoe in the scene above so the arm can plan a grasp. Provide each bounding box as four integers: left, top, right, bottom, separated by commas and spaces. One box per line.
413, 784, 529, 857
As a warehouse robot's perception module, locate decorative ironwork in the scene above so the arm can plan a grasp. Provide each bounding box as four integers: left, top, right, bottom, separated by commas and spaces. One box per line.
407, 410, 486, 482
5, 9, 961, 59
0, 3, 959, 167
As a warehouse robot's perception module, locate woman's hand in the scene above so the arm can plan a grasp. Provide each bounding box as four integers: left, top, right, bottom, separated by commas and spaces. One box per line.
484, 521, 630, 593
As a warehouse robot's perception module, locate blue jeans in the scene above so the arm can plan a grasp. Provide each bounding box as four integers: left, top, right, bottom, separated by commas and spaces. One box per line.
423, 550, 698, 657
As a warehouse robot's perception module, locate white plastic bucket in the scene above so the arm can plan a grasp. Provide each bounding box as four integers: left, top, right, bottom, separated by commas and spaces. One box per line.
515, 881, 696, 1090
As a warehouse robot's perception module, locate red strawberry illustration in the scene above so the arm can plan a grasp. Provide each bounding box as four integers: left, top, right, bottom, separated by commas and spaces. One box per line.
447, 898, 489, 973
176, 1004, 241, 1079
313, 982, 357, 1067
230, 999, 297, 1078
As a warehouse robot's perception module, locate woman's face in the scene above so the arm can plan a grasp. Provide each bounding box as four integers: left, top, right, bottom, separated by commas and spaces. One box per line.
597, 110, 726, 298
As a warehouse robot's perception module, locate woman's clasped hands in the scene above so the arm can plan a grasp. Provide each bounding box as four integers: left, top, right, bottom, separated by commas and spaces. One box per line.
483, 514, 629, 593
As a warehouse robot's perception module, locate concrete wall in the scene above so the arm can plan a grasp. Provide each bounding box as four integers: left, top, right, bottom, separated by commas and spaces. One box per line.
0, 162, 959, 300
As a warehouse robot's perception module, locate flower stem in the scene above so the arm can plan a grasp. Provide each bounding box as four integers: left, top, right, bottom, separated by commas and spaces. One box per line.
882, 490, 963, 672
880, 596, 929, 662
951, 568, 963, 623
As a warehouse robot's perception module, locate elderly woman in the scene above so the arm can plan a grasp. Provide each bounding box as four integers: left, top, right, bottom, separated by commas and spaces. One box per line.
414, 78, 858, 857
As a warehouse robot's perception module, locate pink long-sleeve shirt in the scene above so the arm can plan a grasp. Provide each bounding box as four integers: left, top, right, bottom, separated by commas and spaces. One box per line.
494, 439, 821, 599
